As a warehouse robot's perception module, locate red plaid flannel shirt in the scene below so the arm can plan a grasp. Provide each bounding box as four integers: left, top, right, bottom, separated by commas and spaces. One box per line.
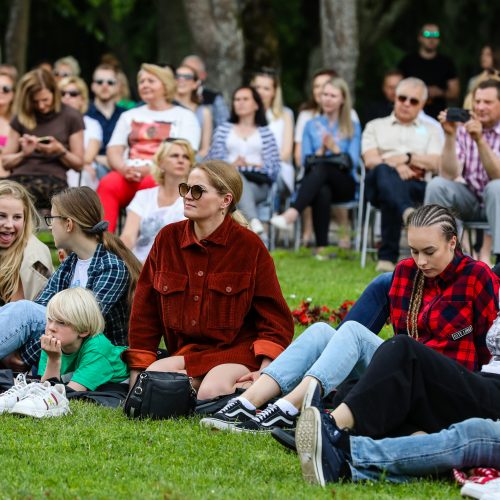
389, 253, 499, 371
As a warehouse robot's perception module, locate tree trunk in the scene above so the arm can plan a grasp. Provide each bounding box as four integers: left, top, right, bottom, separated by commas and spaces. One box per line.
183, 0, 244, 100
320, 0, 359, 93
4, 0, 31, 74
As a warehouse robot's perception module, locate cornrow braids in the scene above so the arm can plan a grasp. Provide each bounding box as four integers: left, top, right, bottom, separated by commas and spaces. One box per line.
405, 204, 460, 338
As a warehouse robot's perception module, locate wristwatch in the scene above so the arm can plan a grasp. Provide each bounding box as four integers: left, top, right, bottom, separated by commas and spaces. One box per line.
405, 152, 412, 165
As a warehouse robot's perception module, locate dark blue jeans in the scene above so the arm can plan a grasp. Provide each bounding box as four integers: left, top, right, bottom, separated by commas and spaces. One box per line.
340, 272, 393, 334
365, 164, 426, 262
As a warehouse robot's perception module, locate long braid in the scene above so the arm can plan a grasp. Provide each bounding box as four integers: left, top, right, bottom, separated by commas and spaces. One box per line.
405, 204, 460, 339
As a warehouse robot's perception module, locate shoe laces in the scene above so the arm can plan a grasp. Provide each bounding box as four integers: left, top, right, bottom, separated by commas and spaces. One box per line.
1, 373, 31, 396
254, 404, 279, 422
22, 381, 52, 400
219, 398, 240, 414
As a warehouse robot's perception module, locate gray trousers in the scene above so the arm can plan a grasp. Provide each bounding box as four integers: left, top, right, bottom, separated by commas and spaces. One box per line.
424, 177, 500, 254
238, 173, 270, 221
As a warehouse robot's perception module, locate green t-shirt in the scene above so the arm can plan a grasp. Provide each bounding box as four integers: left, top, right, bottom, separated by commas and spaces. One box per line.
38, 334, 129, 391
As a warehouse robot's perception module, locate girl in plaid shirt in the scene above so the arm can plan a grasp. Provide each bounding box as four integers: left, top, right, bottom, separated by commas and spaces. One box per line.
0, 186, 142, 370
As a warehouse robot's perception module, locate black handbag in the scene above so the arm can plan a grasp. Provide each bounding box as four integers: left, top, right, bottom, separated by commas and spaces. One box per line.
123, 371, 197, 419
304, 153, 352, 174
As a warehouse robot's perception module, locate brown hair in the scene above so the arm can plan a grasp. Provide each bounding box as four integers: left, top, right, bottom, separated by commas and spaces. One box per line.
0, 180, 40, 303
192, 160, 248, 226
406, 204, 460, 339
14, 68, 61, 129
51, 187, 142, 307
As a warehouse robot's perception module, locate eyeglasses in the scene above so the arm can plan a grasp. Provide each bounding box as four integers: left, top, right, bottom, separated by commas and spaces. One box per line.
397, 95, 420, 106
0, 85, 13, 94
178, 183, 207, 200
44, 215, 66, 227
422, 30, 440, 39
61, 90, 81, 98
175, 73, 196, 81
93, 79, 117, 86
53, 71, 71, 78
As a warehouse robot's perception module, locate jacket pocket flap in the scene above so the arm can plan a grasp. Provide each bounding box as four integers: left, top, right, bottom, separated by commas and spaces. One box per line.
153, 272, 188, 295
207, 272, 251, 295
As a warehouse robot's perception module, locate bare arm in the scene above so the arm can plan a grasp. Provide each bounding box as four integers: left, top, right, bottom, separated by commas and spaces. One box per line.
293, 142, 302, 167
411, 153, 441, 173
84, 138, 101, 165
281, 112, 294, 163
120, 210, 141, 249
198, 106, 213, 159
445, 78, 460, 101
437, 110, 461, 179
107, 144, 127, 173
362, 148, 385, 169
2, 130, 35, 170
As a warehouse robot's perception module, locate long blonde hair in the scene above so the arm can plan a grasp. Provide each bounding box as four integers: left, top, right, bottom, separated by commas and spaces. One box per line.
406, 204, 460, 339
193, 160, 248, 227
51, 187, 142, 307
322, 77, 354, 138
0, 180, 40, 303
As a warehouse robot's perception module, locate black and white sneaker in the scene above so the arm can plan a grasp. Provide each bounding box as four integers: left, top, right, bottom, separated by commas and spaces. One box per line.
233, 403, 297, 433
199, 398, 256, 431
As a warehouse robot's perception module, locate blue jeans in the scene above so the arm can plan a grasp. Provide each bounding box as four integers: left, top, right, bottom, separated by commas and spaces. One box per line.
340, 272, 392, 334
0, 301, 46, 359
263, 321, 383, 396
350, 418, 500, 483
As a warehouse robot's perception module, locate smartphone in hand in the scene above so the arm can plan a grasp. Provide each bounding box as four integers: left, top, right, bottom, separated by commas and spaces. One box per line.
37, 136, 52, 144
446, 108, 471, 122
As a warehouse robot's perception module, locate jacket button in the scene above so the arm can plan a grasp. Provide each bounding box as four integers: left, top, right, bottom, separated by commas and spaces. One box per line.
163, 286, 168, 291
197, 271, 204, 277
191, 319, 197, 326
226, 286, 232, 293
193, 295, 199, 301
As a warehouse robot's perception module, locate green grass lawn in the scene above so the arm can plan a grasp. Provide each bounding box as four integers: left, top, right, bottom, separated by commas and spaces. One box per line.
0, 247, 462, 499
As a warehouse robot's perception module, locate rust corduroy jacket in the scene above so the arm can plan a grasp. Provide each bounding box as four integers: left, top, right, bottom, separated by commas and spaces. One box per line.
123, 216, 294, 377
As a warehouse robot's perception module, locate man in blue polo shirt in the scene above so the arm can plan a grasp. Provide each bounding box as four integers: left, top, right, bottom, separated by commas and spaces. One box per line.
86, 64, 126, 178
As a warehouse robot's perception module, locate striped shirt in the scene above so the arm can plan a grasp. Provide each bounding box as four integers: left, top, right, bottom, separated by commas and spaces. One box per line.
206, 122, 281, 182
457, 121, 500, 204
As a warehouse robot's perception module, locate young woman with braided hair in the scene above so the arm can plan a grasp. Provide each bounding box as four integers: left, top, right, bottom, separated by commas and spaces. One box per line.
0, 186, 141, 371
202, 204, 499, 434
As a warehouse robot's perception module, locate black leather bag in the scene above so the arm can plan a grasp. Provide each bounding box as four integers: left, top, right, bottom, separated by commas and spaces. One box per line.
304, 153, 352, 174
123, 371, 197, 419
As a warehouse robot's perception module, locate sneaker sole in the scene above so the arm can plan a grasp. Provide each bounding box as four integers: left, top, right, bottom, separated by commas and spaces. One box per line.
296, 406, 325, 487
301, 379, 319, 413
11, 406, 69, 418
199, 417, 240, 431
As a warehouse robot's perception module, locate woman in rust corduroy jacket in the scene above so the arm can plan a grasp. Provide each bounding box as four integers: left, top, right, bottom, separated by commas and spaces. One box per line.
123, 160, 294, 399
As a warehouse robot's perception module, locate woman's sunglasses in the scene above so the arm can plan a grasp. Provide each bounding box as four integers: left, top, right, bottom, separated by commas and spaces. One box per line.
175, 73, 196, 81
61, 90, 81, 98
0, 85, 13, 94
178, 182, 207, 200
397, 95, 420, 106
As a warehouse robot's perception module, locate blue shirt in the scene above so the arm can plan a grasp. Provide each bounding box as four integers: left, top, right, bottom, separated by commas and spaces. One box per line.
301, 115, 361, 176
86, 102, 127, 154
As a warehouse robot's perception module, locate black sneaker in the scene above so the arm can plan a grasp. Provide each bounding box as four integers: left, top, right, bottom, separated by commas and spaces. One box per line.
233, 403, 297, 433
296, 406, 348, 486
199, 398, 256, 431
271, 427, 296, 452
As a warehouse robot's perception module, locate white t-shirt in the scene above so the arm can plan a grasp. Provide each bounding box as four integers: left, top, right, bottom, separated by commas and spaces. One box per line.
127, 186, 186, 262
67, 115, 103, 190
108, 105, 201, 161
70, 257, 92, 288
226, 128, 263, 166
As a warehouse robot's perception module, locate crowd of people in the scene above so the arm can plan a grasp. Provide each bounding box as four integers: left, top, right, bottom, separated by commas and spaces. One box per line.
0, 21, 499, 493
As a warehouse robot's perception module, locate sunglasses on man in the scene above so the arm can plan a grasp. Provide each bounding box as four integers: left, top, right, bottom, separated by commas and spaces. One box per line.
422, 30, 440, 39
93, 79, 117, 86
397, 95, 420, 106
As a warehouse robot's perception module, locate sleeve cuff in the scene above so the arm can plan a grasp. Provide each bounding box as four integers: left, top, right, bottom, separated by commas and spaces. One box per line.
121, 348, 158, 370
252, 339, 286, 361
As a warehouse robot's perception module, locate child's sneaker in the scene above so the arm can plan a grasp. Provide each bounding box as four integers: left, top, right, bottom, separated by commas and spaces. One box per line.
11, 382, 69, 418
0, 373, 35, 414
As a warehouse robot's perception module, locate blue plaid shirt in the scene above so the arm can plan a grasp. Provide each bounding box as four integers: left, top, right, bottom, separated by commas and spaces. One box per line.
20, 244, 130, 366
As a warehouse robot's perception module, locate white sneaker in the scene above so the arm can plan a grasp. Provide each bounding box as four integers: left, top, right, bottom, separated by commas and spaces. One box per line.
0, 373, 35, 414
249, 218, 265, 234
270, 214, 294, 234
461, 479, 500, 499
11, 382, 70, 418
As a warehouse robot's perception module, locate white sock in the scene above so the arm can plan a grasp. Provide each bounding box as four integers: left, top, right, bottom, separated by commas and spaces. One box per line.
275, 398, 299, 416
236, 396, 256, 411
